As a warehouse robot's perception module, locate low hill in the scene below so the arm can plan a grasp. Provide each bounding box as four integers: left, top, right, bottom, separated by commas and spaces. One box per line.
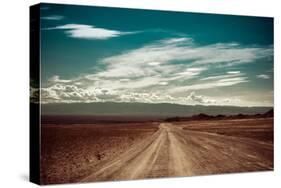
164, 108, 274, 122
42, 102, 272, 117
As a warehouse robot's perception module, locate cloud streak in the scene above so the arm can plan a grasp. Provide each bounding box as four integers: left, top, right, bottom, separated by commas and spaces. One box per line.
41, 15, 64, 20
46, 24, 135, 40
257, 74, 270, 79
171, 76, 249, 93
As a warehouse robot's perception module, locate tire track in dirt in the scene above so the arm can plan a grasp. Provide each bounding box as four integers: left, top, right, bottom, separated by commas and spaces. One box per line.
82, 124, 170, 181
81, 123, 273, 182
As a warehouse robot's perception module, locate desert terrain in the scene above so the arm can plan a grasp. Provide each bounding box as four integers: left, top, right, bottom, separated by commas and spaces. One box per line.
41, 117, 273, 184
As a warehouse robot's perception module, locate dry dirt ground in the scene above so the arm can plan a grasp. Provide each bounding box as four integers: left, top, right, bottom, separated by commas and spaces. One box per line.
41, 118, 273, 184
41, 123, 158, 184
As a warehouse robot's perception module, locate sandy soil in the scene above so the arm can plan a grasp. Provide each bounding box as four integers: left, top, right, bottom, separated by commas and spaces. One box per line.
41, 118, 273, 184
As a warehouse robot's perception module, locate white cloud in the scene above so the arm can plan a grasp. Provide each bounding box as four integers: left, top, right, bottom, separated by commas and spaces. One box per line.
41, 37, 273, 106
41, 82, 178, 104
201, 72, 244, 81
158, 82, 168, 86
48, 75, 71, 83
119, 92, 175, 103
172, 76, 248, 93
227, 71, 240, 74
257, 74, 270, 79
47, 24, 134, 40
41, 15, 64, 20
190, 45, 263, 66
41, 75, 268, 107
177, 67, 206, 76
100, 37, 272, 69
186, 91, 247, 106
148, 62, 161, 66
187, 91, 216, 104
41, 83, 100, 103
161, 37, 193, 44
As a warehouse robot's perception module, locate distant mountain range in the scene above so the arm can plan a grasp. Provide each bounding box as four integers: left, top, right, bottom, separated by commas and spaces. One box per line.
164, 109, 273, 122
42, 102, 272, 117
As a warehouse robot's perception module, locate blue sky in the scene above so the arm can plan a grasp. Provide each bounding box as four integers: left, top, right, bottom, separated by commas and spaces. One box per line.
40, 3, 273, 106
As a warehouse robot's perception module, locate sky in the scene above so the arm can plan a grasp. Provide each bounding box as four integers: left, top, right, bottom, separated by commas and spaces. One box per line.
40, 3, 274, 107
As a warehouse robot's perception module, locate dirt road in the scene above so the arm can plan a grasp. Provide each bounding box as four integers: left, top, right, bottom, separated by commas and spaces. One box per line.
82, 123, 273, 182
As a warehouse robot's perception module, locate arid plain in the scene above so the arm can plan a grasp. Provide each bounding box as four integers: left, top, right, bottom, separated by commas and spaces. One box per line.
41, 116, 273, 184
